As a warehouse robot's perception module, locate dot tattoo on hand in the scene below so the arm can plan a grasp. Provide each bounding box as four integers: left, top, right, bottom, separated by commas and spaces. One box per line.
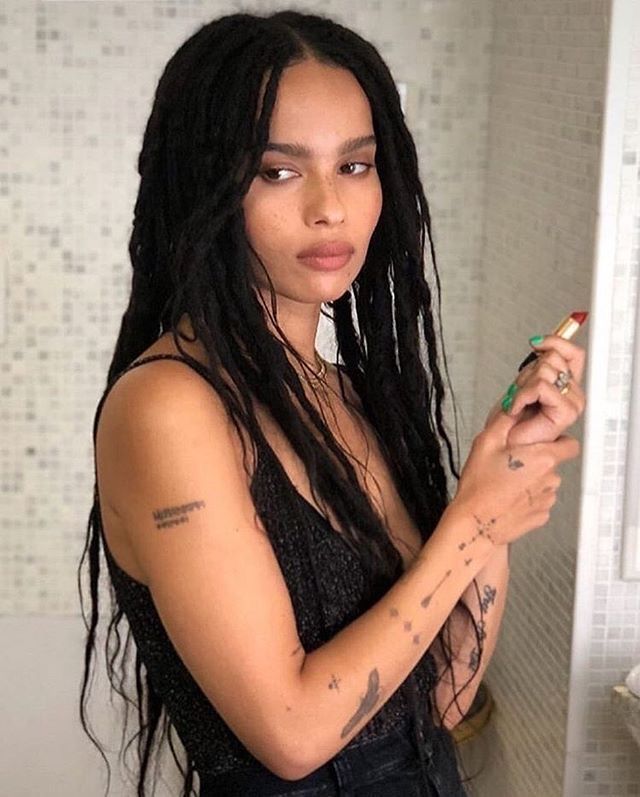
508, 454, 524, 470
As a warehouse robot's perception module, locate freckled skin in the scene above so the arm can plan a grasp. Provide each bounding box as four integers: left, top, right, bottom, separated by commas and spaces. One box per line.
241, 59, 383, 346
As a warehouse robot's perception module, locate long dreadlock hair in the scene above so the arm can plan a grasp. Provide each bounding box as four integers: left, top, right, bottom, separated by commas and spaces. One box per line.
78, 9, 486, 796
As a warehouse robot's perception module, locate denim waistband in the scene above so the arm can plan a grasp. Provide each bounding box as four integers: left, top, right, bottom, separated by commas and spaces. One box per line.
198, 715, 451, 796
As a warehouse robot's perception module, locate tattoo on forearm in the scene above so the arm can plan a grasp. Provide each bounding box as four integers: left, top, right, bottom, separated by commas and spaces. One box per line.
341, 669, 381, 738
420, 569, 452, 609
477, 619, 486, 642
508, 454, 524, 470
471, 514, 497, 545
152, 500, 206, 529
469, 647, 479, 670
480, 584, 497, 612
329, 674, 341, 692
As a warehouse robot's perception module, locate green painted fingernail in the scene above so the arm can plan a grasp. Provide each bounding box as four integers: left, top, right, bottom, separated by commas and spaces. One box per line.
529, 335, 544, 346
501, 393, 514, 412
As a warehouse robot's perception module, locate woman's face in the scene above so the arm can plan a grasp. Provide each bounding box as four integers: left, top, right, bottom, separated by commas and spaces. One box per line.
242, 59, 383, 307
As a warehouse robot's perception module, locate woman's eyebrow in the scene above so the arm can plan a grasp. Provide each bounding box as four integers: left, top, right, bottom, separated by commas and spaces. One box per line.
264, 134, 376, 158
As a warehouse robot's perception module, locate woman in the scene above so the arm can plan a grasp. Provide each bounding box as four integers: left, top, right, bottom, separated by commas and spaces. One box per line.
78, 9, 586, 796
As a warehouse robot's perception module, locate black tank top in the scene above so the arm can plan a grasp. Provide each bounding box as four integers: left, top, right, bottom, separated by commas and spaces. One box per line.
91, 353, 438, 777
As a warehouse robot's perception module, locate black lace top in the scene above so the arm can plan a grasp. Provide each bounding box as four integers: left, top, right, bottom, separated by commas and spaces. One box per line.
92, 353, 438, 777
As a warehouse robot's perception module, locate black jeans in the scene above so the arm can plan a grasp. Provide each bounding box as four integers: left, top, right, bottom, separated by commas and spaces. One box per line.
198, 717, 468, 796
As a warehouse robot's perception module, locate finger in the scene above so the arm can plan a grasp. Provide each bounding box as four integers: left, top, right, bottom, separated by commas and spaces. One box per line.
550, 434, 582, 464
514, 361, 585, 416
532, 351, 572, 379
529, 335, 586, 384
508, 376, 581, 423
514, 351, 572, 389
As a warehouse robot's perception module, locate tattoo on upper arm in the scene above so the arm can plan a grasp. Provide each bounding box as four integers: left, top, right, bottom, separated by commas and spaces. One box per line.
469, 647, 479, 670
152, 500, 206, 529
341, 669, 381, 738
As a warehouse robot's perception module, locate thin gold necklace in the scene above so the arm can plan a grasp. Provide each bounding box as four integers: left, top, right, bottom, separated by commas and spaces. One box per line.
299, 350, 327, 385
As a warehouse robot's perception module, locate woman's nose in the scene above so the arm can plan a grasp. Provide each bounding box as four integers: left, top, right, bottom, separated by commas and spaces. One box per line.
303, 178, 346, 226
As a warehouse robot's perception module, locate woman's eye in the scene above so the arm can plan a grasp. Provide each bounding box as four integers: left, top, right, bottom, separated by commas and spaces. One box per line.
261, 167, 296, 182
340, 162, 373, 176
259, 162, 374, 183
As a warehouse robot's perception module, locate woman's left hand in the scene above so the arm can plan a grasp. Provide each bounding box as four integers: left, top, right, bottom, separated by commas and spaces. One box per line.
483, 335, 587, 446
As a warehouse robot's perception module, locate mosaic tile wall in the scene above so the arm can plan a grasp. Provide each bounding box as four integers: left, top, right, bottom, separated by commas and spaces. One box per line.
1, 0, 493, 611
464, 1, 640, 796
1, 1, 494, 791
566, 5, 640, 795
5, 1, 637, 796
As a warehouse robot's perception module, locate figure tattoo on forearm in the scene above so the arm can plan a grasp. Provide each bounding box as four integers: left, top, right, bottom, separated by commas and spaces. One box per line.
341, 668, 381, 738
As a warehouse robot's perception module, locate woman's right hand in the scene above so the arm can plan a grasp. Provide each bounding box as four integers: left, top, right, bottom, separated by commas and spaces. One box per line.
450, 408, 581, 546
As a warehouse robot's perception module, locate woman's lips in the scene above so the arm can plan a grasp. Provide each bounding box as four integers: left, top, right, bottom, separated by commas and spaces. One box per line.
296, 240, 355, 271
298, 251, 353, 271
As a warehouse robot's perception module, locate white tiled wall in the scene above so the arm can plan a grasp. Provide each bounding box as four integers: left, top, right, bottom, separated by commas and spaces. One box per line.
469, 0, 606, 792
565, 2, 640, 794
1, 1, 495, 793
1, 0, 493, 611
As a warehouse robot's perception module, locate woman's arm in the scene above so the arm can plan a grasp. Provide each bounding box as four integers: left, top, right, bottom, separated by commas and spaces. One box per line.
428, 542, 510, 728
294, 500, 497, 776
99, 362, 499, 783
427, 332, 586, 728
